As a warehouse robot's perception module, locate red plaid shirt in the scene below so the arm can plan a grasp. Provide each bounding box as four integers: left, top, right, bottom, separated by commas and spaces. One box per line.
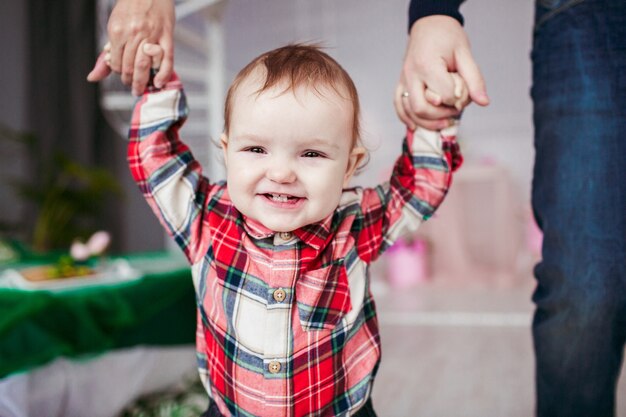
128, 75, 461, 417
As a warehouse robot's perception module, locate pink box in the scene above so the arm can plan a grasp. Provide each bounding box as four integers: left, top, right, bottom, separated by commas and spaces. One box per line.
386, 238, 429, 288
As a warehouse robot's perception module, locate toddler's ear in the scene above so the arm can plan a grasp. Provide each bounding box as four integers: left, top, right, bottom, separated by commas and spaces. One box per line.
343, 147, 366, 187
220, 134, 229, 165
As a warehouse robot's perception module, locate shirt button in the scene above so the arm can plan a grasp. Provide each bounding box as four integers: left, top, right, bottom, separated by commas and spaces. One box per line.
279, 232, 293, 241
273, 288, 286, 303
268, 361, 281, 374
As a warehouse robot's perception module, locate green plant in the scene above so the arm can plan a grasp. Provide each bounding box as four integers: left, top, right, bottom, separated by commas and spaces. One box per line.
0, 124, 122, 252
121, 373, 208, 417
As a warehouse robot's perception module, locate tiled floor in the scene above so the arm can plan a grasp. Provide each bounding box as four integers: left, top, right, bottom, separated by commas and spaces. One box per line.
370, 271, 626, 416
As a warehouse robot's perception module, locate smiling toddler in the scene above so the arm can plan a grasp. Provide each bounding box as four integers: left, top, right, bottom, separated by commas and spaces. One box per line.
127, 44, 462, 417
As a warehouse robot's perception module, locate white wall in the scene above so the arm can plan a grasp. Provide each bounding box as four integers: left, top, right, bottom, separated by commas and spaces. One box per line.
462, 0, 534, 199
220, 0, 534, 199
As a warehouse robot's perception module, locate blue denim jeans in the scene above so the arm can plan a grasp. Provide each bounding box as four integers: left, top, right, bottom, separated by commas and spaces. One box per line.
531, 0, 626, 416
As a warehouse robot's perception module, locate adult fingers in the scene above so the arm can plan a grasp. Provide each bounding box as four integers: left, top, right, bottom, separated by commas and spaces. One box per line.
424, 89, 442, 107
107, 21, 126, 73
153, 38, 174, 88
143, 43, 164, 67
121, 38, 143, 86
417, 59, 458, 107
450, 73, 471, 110
405, 87, 461, 122
132, 43, 165, 95
403, 79, 432, 127
394, 94, 451, 131
396, 83, 459, 130
394, 84, 416, 130
131, 43, 152, 96
455, 47, 489, 106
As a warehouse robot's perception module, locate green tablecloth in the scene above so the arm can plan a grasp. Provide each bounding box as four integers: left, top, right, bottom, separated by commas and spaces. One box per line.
0, 252, 196, 378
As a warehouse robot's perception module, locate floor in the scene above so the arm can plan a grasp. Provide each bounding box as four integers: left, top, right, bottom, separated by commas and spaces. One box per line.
369, 269, 626, 417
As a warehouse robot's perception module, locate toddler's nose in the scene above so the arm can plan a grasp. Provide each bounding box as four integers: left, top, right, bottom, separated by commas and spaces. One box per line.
266, 162, 296, 184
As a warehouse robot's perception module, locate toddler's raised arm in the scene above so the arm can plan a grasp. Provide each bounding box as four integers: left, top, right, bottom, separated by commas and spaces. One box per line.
354, 123, 462, 264
127, 50, 221, 264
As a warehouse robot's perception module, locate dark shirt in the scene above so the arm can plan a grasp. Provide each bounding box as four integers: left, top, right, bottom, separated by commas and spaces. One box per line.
408, 0, 465, 30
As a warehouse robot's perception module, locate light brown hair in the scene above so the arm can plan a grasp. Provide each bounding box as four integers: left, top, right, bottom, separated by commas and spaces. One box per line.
223, 44, 362, 148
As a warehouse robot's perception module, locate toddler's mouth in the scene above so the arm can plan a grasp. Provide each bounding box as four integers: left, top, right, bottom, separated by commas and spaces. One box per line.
263, 193, 301, 203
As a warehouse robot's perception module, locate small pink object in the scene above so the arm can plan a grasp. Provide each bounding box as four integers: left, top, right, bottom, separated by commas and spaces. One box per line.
70, 241, 90, 261
87, 231, 111, 256
386, 238, 429, 288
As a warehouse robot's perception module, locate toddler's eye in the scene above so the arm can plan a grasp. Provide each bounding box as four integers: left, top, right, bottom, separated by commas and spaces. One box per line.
302, 151, 322, 158
246, 147, 265, 154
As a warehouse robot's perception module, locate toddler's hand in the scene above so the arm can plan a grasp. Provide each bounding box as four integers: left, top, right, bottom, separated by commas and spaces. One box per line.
86, 51, 111, 82
424, 73, 470, 112
86, 42, 114, 83
142, 42, 165, 71
88, 42, 165, 95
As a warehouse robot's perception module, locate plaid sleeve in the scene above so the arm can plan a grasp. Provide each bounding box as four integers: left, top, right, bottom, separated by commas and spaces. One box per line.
355, 124, 462, 263
128, 74, 219, 264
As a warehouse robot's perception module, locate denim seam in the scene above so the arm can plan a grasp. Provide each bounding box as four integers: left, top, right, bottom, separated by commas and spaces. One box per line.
534, 0, 587, 31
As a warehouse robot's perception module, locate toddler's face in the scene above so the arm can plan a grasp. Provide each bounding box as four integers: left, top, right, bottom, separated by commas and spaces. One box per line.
222, 77, 363, 233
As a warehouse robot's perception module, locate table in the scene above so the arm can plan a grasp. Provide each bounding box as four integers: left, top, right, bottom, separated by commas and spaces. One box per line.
0, 251, 199, 417
0, 251, 197, 378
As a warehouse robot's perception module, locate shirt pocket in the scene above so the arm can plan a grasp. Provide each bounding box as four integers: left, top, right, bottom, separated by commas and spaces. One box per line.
295, 260, 352, 331
198, 248, 250, 333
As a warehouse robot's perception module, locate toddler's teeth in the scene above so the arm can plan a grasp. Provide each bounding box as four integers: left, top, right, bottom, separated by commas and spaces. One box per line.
271, 194, 289, 203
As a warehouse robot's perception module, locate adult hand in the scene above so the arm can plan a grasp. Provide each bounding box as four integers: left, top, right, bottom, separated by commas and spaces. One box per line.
395, 15, 489, 131
87, 0, 175, 95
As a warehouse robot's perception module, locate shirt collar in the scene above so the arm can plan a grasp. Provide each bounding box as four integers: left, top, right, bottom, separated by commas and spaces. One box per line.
242, 215, 333, 250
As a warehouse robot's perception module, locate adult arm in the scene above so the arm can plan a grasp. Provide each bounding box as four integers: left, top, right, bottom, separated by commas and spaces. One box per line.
395, 0, 489, 130
87, 0, 175, 95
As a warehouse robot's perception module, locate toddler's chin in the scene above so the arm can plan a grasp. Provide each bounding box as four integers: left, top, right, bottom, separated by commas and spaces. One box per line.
261, 219, 303, 233
257, 216, 312, 234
